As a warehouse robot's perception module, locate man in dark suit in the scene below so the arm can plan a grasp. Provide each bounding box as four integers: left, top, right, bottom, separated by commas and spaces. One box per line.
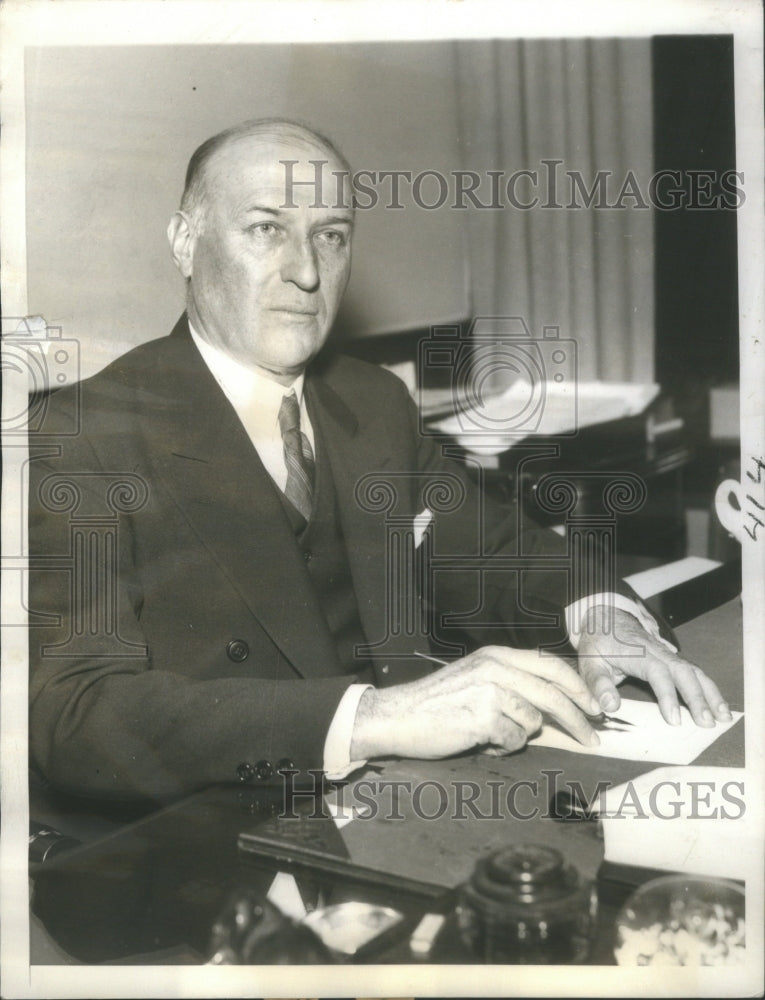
28, 119, 731, 806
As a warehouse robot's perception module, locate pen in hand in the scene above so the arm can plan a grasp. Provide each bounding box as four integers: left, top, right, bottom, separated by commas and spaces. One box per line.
413, 651, 634, 729
413, 651, 449, 668
591, 713, 635, 731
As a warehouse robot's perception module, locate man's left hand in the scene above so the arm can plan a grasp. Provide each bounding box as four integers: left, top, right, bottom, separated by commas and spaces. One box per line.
577, 606, 732, 728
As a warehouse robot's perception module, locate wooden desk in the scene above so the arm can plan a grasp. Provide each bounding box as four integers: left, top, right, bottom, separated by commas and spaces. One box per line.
30, 582, 744, 967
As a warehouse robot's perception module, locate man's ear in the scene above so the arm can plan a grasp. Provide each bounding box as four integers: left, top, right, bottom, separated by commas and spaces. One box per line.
167, 211, 195, 279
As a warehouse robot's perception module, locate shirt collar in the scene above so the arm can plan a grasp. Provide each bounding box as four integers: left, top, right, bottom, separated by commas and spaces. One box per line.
188, 321, 305, 411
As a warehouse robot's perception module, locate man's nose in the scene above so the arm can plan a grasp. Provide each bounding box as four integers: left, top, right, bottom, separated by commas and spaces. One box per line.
280, 236, 320, 291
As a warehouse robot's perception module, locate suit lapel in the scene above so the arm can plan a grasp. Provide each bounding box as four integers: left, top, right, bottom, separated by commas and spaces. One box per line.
152, 326, 343, 679
307, 373, 421, 661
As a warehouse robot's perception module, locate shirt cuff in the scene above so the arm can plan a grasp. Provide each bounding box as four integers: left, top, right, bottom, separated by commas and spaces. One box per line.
323, 683, 373, 780
565, 593, 678, 654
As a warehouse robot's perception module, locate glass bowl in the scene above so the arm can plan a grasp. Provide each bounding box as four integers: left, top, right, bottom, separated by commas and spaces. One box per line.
614, 874, 745, 966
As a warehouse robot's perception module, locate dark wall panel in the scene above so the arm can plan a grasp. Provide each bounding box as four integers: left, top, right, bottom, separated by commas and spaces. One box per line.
653, 35, 739, 440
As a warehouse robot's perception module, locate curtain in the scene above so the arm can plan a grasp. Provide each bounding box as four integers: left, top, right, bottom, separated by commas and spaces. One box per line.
454, 37, 655, 384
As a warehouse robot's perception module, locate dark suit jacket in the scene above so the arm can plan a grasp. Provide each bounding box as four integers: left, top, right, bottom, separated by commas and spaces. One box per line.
28, 317, 637, 804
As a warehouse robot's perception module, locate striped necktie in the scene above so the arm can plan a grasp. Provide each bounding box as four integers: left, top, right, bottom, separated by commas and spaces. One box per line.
278, 392, 315, 523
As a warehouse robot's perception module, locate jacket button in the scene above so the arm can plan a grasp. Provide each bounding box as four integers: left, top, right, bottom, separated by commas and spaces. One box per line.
277, 758, 296, 772
303, 549, 313, 563
255, 759, 274, 781
236, 762, 255, 783
381, 664, 390, 674
227, 639, 249, 662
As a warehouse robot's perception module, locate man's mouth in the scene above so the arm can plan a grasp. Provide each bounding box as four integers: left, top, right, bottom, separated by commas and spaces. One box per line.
270, 307, 318, 316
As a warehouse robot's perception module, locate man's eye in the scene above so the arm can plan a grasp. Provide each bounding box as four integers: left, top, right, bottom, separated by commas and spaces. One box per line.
317, 230, 346, 247
251, 222, 277, 236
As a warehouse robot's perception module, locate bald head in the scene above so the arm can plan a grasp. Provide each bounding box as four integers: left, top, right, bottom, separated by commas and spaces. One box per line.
180, 118, 352, 232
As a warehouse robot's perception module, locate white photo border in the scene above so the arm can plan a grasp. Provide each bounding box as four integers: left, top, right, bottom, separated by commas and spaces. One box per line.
1, 1, 763, 997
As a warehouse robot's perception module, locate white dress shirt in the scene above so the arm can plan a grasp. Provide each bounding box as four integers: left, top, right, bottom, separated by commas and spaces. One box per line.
189, 324, 673, 779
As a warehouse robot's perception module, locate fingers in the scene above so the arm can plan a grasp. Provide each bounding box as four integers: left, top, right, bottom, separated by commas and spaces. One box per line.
470, 683, 540, 753
643, 656, 683, 725
645, 652, 733, 727
476, 646, 600, 716
495, 675, 599, 749
664, 657, 712, 727
694, 665, 732, 721
483, 716, 529, 755
460, 647, 599, 748
577, 655, 622, 714
584, 643, 715, 728
577, 612, 732, 729
511, 651, 601, 716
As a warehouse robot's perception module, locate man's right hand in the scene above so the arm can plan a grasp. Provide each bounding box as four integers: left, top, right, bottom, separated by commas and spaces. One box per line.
349, 646, 602, 762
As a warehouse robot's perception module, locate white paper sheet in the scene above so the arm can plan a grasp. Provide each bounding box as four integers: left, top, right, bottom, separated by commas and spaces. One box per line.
428, 380, 660, 453
527, 698, 743, 765
624, 556, 722, 598
266, 872, 308, 920
595, 767, 752, 879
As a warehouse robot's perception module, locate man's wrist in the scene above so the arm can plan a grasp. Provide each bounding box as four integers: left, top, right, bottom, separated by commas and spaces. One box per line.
349, 685, 408, 761
565, 592, 677, 653
323, 683, 373, 779
349, 686, 384, 762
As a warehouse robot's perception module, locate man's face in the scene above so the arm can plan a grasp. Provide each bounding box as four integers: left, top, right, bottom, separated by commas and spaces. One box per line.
179, 135, 354, 381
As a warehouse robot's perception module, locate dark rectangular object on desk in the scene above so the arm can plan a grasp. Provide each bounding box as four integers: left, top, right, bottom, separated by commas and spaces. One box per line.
238, 826, 451, 904
645, 558, 741, 628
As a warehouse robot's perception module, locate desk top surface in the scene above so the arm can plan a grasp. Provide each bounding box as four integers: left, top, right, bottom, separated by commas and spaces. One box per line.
31, 594, 745, 966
